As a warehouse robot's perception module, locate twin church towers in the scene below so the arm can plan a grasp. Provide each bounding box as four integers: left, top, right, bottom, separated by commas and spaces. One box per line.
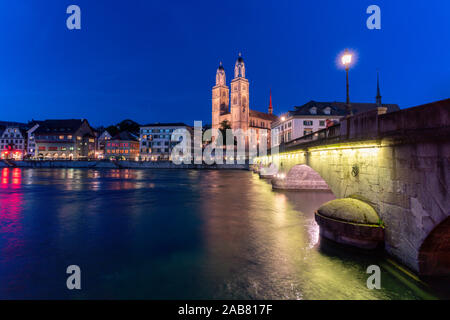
211, 53, 277, 133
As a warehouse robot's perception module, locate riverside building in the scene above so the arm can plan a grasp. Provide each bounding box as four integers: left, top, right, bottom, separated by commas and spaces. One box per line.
29, 119, 96, 160
105, 131, 139, 160
0, 126, 28, 160
139, 123, 192, 161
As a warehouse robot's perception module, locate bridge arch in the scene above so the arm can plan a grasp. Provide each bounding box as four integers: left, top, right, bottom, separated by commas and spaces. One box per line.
418, 216, 450, 276
275, 164, 332, 192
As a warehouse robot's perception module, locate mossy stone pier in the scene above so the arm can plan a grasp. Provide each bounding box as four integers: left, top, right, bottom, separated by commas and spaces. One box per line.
315, 198, 384, 249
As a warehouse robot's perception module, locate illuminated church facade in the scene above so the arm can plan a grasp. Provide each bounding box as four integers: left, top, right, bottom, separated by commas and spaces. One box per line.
211, 54, 278, 145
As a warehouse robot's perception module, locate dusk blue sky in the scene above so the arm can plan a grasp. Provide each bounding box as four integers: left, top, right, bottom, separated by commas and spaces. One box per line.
0, 0, 448, 127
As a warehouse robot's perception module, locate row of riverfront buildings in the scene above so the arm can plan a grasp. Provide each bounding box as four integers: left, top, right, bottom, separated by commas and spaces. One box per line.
0, 54, 399, 161
0, 120, 192, 161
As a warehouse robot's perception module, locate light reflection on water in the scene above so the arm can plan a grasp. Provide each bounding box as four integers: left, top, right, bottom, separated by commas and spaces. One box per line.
0, 168, 443, 299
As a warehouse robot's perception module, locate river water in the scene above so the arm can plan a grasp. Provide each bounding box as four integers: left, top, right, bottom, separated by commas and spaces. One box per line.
0, 168, 444, 299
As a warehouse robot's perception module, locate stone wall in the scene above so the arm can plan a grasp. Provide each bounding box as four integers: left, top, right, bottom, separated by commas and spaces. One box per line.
0, 160, 249, 170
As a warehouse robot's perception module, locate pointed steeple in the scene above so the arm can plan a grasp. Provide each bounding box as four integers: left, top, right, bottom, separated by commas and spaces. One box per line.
216, 61, 226, 86
268, 89, 273, 115
234, 52, 245, 78
376, 71, 382, 107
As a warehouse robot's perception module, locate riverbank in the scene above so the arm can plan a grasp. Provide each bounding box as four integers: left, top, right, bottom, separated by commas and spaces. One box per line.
0, 160, 249, 170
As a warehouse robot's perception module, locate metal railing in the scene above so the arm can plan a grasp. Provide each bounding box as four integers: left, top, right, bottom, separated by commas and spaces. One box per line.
282, 124, 342, 150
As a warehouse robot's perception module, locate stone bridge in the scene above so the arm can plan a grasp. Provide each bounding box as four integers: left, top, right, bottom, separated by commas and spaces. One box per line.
256, 99, 450, 276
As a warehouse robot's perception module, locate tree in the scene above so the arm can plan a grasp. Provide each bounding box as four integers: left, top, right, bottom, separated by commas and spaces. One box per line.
117, 119, 140, 135
105, 125, 119, 137
102, 119, 140, 137
219, 120, 231, 145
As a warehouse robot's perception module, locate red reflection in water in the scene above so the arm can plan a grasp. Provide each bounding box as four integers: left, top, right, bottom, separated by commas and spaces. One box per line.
0, 168, 24, 259
1, 167, 9, 185
1, 168, 22, 188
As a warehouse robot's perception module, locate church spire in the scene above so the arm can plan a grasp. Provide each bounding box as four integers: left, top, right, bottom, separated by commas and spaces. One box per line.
216, 61, 226, 86
268, 89, 273, 115
376, 71, 382, 107
234, 52, 245, 78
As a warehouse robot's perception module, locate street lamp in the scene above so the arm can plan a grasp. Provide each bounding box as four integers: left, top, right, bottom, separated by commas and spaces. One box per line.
341, 49, 353, 115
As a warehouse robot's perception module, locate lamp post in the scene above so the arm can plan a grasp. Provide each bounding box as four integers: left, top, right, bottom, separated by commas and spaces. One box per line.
341, 49, 353, 115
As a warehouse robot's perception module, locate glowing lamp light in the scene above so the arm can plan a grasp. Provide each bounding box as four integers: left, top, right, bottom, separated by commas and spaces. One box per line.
276, 173, 286, 179
281, 116, 286, 121
341, 52, 352, 66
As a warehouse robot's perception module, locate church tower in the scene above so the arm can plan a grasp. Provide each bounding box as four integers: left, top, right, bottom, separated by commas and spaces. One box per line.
230, 53, 249, 131
212, 62, 229, 130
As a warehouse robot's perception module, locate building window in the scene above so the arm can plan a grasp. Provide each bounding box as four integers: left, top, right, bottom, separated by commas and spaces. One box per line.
304, 129, 312, 136
319, 120, 325, 126
303, 120, 313, 126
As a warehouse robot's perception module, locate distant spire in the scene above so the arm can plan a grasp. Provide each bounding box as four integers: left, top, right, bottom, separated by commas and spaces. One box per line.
376, 71, 382, 107
268, 89, 273, 115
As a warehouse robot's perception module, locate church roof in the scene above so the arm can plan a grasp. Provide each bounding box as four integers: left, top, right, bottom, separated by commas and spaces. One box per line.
249, 109, 279, 121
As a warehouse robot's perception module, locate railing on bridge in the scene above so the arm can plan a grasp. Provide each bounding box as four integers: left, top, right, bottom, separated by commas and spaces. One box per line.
282, 124, 341, 150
